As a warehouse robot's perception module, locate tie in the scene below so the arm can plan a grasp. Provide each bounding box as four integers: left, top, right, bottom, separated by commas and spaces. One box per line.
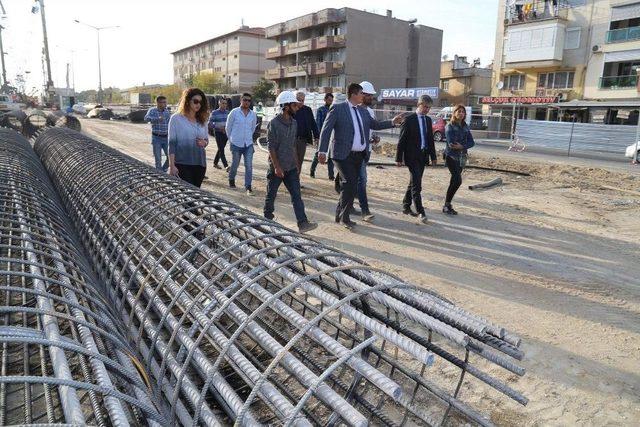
352, 107, 366, 149
421, 116, 429, 150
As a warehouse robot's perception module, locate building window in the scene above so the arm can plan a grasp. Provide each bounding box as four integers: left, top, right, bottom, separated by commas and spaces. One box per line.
537, 71, 574, 89
503, 74, 525, 90
233, 36, 238, 40
565, 28, 581, 50
441, 80, 449, 91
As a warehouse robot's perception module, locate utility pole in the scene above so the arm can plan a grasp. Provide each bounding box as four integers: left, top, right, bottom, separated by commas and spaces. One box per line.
35, 0, 55, 103
74, 20, 119, 104
0, 25, 7, 88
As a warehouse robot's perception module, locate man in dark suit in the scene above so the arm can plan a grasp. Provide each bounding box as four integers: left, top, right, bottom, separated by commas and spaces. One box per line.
395, 95, 437, 224
319, 83, 403, 229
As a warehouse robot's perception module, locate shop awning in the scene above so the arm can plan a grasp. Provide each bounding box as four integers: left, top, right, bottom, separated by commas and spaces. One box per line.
548, 99, 640, 108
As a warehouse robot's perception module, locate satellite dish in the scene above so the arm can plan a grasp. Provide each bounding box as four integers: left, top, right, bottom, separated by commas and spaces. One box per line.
496, 81, 504, 90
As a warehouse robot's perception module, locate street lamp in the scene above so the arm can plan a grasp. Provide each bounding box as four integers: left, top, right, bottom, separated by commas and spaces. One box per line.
73, 19, 119, 104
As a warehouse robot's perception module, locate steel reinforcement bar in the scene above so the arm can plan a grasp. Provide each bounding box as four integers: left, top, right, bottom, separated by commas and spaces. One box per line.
34, 127, 528, 426
0, 128, 166, 426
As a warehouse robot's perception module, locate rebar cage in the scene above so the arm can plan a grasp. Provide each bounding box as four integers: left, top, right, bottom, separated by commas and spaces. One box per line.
0, 128, 164, 425
33, 127, 528, 426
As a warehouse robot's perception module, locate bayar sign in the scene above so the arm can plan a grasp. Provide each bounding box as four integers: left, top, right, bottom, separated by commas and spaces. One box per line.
380, 87, 439, 100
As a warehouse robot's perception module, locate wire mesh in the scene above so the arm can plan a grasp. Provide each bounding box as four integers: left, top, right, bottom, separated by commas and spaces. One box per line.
34, 127, 528, 426
0, 128, 165, 426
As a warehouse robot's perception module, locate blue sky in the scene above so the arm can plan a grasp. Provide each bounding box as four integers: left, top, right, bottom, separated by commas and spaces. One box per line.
1, 0, 500, 92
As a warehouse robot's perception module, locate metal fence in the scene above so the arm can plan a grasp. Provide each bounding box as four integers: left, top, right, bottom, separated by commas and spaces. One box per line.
515, 119, 638, 156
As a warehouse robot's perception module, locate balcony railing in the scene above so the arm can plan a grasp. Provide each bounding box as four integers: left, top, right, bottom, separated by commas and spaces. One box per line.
265, 9, 344, 38
606, 26, 640, 44
265, 67, 285, 80
506, 0, 569, 25
599, 75, 638, 89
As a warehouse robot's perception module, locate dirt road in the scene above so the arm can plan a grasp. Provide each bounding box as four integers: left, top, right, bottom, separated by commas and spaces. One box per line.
81, 118, 640, 426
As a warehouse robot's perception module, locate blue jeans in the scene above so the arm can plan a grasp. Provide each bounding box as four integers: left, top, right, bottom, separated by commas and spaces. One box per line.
151, 135, 169, 171
357, 159, 369, 213
229, 144, 254, 189
264, 166, 307, 225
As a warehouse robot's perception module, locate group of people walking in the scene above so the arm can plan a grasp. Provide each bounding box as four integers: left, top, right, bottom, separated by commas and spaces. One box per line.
144, 83, 474, 233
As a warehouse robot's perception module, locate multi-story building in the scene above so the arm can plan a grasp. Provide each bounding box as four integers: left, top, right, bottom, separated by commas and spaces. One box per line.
263, 8, 442, 94
171, 27, 276, 93
490, 0, 639, 124
439, 55, 492, 111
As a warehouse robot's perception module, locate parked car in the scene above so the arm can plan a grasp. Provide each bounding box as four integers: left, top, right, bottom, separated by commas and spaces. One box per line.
432, 117, 446, 142
625, 141, 639, 160
0, 94, 25, 112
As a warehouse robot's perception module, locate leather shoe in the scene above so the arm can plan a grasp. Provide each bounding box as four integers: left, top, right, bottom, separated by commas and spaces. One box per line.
342, 220, 357, 230
403, 208, 418, 217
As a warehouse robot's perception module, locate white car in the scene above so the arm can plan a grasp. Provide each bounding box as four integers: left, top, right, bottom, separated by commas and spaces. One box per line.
625, 141, 640, 160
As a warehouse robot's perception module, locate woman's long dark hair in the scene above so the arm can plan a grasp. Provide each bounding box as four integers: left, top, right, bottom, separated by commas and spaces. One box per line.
177, 87, 209, 125
449, 104, 468, 127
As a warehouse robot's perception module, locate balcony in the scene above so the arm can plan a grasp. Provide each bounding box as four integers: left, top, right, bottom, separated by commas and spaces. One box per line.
316, 35, 346, 49
265, 67, 285, 80
265, 9, 345, 38
505, 0, 569, 26
286, 39, 312, 55
266, 46, 285, 59
599, 75, 638, 89
312, 61, 344, 76
284, 65, 308, 78
606, 26, 640, 44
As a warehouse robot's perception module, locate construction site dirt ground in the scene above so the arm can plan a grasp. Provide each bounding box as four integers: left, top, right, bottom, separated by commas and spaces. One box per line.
81, 118, 640, 426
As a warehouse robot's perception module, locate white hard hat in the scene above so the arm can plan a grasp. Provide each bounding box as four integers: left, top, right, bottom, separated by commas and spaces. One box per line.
275, 91, 298, 105
360, 81, 377, 95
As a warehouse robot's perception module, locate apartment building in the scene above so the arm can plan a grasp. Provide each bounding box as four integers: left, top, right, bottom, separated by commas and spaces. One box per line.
439, 55, 492, 111
490, 0, 639, 124
171, 27, 276, 93
264, 8, 442, 94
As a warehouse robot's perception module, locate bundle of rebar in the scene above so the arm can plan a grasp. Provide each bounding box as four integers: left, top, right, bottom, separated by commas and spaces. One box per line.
35, 127, 528, 426
0, 128, 164, 425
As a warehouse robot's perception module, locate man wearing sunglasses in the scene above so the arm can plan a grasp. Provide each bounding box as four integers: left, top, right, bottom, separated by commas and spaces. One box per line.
226, 93, 257, 195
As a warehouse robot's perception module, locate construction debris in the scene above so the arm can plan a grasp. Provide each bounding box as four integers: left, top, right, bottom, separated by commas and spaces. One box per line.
469, 177, 504, 190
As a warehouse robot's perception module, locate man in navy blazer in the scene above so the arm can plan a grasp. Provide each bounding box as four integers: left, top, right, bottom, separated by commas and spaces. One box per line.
318, 83, 402, 229
395, 95, 437, 223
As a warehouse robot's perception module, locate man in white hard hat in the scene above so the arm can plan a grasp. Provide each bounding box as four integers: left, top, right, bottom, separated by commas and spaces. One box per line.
354, 81, 379, 222
263, 91, 318, 233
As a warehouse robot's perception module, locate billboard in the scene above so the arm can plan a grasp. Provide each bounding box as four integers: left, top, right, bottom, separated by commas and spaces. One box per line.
380, 87, 439, 100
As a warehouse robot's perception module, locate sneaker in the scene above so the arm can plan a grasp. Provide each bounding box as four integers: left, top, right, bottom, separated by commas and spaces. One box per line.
213, 164, 222, 169
418, 213, 429, 224
246, 187, 253, 196
362, 212, 375, 222
442, 204, 458, 215
229, 179, 236, 188
402, 208, 418, 217
225, 166, 231, 172
298, 221, 318, 233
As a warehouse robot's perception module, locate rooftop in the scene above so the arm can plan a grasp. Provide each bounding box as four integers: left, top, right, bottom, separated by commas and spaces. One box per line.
171, 27, 266, 54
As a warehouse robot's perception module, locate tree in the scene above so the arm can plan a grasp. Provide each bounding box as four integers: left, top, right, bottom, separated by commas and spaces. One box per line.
190, 71, 224, 94
252, 78, 276, 103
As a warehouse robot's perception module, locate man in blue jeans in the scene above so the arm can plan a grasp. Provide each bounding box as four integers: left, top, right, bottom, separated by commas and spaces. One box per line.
226, 93, 257, 195
144, 96, 171, 171
264, 91, 318, 233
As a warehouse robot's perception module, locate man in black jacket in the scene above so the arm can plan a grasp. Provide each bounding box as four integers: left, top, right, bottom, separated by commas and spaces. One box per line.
395, 95, 437, 223
293, 91, 319, 175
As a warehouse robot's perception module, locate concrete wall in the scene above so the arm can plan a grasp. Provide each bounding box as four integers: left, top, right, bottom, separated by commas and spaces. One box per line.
343, 8, 442, 91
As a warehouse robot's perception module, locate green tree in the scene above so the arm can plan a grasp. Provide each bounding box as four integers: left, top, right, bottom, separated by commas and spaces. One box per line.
191, 71, 224, 94
252, 78, 276, 103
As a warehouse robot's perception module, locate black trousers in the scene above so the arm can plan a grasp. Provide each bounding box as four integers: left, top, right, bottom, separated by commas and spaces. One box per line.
176, 163, 207, 188
403, 157, 427, 214
213, 131, 228, 168
332, 151, 365, 223
445, 156, 463, 204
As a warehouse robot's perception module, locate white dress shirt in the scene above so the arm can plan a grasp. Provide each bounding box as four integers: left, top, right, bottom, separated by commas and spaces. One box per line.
416, 109, 428, 150
348, 101, 366, 152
